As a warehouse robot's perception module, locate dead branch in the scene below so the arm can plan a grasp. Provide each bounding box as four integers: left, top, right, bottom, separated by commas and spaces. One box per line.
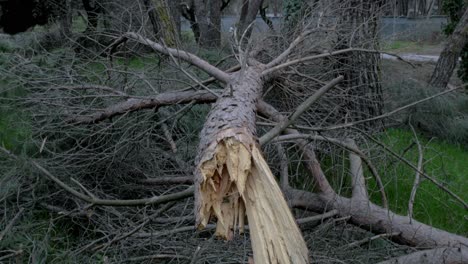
408, 122, 424, 220
262, 48, 415, 76
257, 100, 335, 195
138, 176, 193, 185
0, 208, 24, 242
121, 32, 231, 83
296, 86, 463, 132
31, 159, 194, 206
260, 75, 343, 145
271, 133, 387, 208
276, 143, 290, 190
343, 232, 401, 249
289, 188, 468, 247
69, 89, 219, 124
347, 139, 368, 201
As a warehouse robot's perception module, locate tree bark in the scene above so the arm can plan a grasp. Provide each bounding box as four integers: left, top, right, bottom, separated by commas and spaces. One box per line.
288, 189, 468, 248
194, 0, 222, 47
237, 0, 263, 37
429, 7, 468, 89
144, 0, 179, 46
335, 0, 384, 126
194, 66, 309, 263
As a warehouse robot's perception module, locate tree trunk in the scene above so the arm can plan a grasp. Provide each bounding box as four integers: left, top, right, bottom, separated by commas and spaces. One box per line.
60, 0, 72, 38
335, 0, 384, 127
429, 7, 468, 89
237, 0, 263, 37
82, 0, 100, 33
194, 66, 309, 263
194, 0, 222, 47
145, 0, 179, 46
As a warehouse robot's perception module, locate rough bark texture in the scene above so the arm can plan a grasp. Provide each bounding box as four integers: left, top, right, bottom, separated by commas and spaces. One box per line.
335, 0, 384, 126
145, 0, 179, 46
194, 67, 309, 263
237, 0, 263, 37
194, 0, 222, 47
429, 7, 468, 89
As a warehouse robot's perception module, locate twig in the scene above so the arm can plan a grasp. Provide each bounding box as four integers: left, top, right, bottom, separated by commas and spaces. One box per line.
121, 32, 231, 83
262, 48, 415, 76
0, 250, 23, 261
408, 122, 424, 220
260, 75, 343, 145
296, 209, 338, 225
294, 86, 462, 131
69, 89, 219, 124
138, 176, 193, 185
29, 158, 194, 207
342, 232, 400, 249
272, 134, 388, 208
122, 254, 191, 262
276, 143, 290, 190
0, 208, 24, 241
161, 123, 177, 153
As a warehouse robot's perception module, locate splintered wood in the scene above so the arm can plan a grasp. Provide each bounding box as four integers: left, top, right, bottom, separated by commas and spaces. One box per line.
197, 138, 309, 264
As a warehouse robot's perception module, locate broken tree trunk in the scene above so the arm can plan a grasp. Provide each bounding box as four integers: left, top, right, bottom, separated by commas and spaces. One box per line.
194, 66, 309, 263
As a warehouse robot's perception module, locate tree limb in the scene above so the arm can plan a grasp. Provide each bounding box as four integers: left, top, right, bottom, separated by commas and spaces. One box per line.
69, 89, 219, 124
259, 75, 343, 145
121, 32, 231, 83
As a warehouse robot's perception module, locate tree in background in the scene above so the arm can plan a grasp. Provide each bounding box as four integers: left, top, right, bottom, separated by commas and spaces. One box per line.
334, 0, 384, 127
442, 0, 468, 83
429, 2, 468, 88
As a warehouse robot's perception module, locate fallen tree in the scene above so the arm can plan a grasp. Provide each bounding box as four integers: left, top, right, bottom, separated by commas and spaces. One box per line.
1, 3, 467, 263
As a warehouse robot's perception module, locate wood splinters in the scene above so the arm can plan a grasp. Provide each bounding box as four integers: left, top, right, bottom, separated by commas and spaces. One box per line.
197, 137, 309, 264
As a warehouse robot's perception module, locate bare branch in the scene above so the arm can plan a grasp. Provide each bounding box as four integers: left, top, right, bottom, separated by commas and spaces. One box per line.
343, 232, 401, 249
122, 32, 231, 83
262, 48, 415, 76
293, 86, 463, 132
257, 101, 335, 195
260, 75, 343, 145
69, 89, 219, 124
272, 133, 388, 208
276, 143, 290, 190
408, 122, 424, 220
347, 139, 369, 201
0, 208, 24, 242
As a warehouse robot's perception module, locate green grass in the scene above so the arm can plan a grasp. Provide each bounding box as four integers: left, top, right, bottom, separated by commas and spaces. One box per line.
368, 128, 468, 235
381, 40, 442, 54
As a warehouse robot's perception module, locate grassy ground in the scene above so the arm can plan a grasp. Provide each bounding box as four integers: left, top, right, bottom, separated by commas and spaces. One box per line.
381, 40, 443, 55
368, 128, 468, 235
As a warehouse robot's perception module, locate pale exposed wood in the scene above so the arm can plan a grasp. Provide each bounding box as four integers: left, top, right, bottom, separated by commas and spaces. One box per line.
194, 66, 309, 263
347, 139, 368, 201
